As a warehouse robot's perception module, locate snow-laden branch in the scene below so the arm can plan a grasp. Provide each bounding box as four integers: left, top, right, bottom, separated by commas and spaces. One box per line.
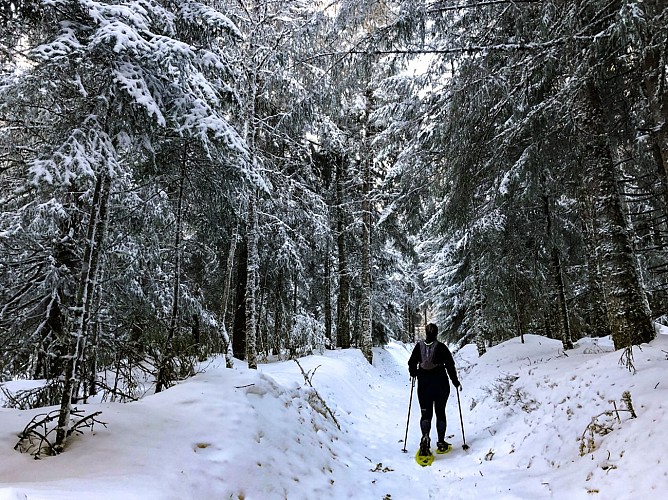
303, 34, 607, 62
427, 0, 543, 14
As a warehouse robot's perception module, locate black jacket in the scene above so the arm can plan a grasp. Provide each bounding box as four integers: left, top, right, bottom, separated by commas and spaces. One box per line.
408, 341, 460, 387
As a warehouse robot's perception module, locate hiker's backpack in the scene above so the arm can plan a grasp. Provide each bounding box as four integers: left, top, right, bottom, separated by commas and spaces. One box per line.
419, 341, 439, 370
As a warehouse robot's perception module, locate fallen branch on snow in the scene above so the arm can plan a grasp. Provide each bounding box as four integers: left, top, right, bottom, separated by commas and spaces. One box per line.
15, 408, 106, 458
294, 360, 340, 430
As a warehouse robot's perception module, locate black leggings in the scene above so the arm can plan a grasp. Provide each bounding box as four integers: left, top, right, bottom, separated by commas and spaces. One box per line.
417, 379, 450, 442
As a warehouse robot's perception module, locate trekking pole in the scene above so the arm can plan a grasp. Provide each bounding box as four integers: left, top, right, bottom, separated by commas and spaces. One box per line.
456, 387, 470, 451
401, 377, 415, 452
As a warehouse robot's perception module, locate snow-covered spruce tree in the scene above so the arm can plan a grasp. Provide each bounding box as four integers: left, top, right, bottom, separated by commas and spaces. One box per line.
376, 0, 661, 350
221, 0, 338, 363
449, 3, 584, 348
576, 77, 655, 349
231, 0, 414, 362
306, 119, 352, 350
563, 0, 656, 349
254, 155, 334, 360
636, 1, 668, 196
148, 140, 250, 389
0, 0, 245, 451
299, 0, 427, 359
370, 47, 434, 344
278, 3, 377, 355
347, 1, 523, 347
598, 1, 668, 319
359, 88, 374, 363
153, 154, 187, 393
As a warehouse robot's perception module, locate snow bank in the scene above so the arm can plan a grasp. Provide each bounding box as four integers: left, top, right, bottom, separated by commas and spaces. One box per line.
0, 360, 347, 499
453, 333, 668, 499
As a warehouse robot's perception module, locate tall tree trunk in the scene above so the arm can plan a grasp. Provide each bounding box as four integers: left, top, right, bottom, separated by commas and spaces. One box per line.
360, 156, 373, 363
336, 157, 350, 349
473, 261, 487, 355
541, 185, 573, 350
220, 323, 235, 368
54, 172, 110, 452
403, 302, 413, 344
551, 248, 573, 350
359, 89, 374, 363
192, 314, 200, 349
256, 268, 268, 359
585, 253, 612, 339
221, 222, 239, 333
273, 270, 284, 356
581, 79, 655, 349
324, 241, 333, 348
219, 223, 238, 367
579, 190, 613, 338
232, 239, 248, 360
80, 180, 110, 402
245, 191, 259, 369
239, 15, 260, 366
352, 296, 361, 347
511, 273, 525, 344
290, 271, 298, 356
84, 277, 105, 401
155, 152, 186, 394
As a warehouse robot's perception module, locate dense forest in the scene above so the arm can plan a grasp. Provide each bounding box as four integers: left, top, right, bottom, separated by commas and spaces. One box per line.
1, 0, 667, 451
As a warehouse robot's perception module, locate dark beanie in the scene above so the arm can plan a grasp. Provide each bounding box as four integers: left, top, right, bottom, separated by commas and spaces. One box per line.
425, 323, 438, 342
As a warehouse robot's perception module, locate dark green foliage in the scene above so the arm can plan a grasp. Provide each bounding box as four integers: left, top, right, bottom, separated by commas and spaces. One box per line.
382, 0, 665, 350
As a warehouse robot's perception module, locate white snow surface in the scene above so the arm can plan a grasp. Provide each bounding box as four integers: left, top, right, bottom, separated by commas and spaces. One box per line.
1, 329, 667, 499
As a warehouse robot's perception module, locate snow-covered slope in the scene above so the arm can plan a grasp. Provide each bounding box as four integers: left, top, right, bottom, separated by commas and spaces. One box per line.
451, 332, 668, 498
1, 329, 667, 499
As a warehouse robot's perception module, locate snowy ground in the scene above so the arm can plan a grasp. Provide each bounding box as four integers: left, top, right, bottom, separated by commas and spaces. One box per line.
1, 327, 667, 499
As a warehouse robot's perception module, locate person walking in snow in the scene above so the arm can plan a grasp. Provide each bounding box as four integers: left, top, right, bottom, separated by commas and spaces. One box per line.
408, 323, 461, 456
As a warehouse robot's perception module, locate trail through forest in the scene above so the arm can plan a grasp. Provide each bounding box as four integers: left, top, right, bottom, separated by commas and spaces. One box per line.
1, 331, 668, 499
4, 9, 668, 496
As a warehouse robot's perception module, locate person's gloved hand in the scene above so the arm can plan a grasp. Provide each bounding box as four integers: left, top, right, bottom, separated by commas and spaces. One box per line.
409, 366, 417, 378
454, 380, 462, 391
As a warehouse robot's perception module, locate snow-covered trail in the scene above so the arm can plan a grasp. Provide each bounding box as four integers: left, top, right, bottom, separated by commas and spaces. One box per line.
264, 337, 653, 500
261, 344, 468, 498
262, 342, 551, 500
260, 345, 439, 499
